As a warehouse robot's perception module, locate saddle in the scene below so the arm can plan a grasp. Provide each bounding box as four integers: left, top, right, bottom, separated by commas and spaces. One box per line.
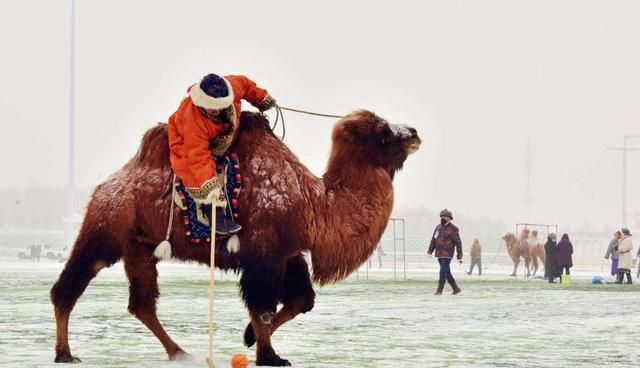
174, 153, 241, 244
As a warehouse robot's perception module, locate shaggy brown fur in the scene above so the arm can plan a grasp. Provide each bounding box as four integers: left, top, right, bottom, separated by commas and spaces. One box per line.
50, 111, 420, 366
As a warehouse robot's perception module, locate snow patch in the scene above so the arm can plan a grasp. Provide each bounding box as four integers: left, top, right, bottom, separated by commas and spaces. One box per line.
389, 123, 413, 139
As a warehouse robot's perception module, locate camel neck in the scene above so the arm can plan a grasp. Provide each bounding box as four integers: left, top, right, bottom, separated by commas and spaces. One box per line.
310, 165, 394, 285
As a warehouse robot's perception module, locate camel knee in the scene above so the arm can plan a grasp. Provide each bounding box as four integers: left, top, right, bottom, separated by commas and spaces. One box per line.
127, 284, 159, 316
124, 255, 160, 316
299, 295, 314, 313
288, 289, 315, 314
282, 254, 314, 313
50, 265, 96, 313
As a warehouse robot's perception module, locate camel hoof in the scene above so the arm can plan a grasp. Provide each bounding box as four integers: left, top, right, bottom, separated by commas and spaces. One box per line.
54, 353, 81, 363
509, 273, 516, 277
169, 349, 190, 361
243, 323, 256, 348
257, 352, 291, 366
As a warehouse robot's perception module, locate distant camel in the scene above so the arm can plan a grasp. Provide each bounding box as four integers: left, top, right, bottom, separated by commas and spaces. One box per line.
502, 231, 531, 277
526, 230, 546, 276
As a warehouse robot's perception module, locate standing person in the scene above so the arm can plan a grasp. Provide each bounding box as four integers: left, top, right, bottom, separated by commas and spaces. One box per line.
636, 242, 640, 279
557, 234, 573, 277
427, 209, 463, 295
544, 233, 558, 283
466, 239, 482, 276
617, 228, 633, 284
368, 244, 386, 269
604, 231, 622, 279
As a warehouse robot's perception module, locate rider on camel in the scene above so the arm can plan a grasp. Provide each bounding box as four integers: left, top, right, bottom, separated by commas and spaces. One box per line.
167, 73, 276, 235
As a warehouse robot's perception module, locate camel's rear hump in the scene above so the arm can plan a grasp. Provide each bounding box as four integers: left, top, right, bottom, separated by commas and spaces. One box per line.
131, 123, 171, 169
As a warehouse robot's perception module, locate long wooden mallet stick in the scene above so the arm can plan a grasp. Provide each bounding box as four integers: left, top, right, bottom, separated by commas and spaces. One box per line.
206, 194, 217, 368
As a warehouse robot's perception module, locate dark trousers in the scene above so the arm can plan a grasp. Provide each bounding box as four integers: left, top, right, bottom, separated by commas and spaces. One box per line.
559, 266, 570, 275
438, 258, 456, 285
617, 271, 632, 284
469, 259, 482, 275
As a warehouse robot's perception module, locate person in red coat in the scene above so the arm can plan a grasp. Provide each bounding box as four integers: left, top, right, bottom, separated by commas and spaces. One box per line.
167, 73, 276, 234
428, 209, 463, 295
556, 233, 574, 276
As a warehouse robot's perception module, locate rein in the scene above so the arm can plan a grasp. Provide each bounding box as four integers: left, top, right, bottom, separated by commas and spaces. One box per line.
267, 104, 345, 141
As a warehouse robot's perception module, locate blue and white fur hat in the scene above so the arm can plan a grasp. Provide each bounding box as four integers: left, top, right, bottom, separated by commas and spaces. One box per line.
189, 73, 234, 110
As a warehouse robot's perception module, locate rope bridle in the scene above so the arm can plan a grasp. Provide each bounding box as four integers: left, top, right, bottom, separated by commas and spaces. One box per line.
267, 104, 345, 141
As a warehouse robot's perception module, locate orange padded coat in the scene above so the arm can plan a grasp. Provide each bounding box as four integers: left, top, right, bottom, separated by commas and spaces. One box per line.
167, 75, 271, 197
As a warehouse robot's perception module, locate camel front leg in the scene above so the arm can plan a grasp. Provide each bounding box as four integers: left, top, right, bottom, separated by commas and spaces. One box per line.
240, 261, 290, 366
511, 260, 518, 276
244, 254, 315, 348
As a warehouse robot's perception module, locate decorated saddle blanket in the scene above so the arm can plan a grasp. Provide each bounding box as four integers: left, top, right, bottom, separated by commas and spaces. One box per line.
174, 153, 241, 243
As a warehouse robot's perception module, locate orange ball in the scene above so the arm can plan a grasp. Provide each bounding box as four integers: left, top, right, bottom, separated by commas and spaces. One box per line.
231, 353, 249, 368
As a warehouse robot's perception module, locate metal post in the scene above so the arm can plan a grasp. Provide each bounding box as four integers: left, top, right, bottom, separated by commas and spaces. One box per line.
393, 221, 397, 281
66, 0, 76, 249
365, 252, 369, 280
608, 136, 640, 227
525, 139, 532, 223
515, 224, 519, 280
402, 219, 406, 280
623, 137, 627, 227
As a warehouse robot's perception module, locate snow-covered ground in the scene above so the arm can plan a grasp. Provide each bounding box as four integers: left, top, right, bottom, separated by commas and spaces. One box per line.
0, 260, 638, 367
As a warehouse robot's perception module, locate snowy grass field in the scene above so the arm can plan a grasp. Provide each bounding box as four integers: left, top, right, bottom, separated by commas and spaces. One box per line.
1, 260, 638, 368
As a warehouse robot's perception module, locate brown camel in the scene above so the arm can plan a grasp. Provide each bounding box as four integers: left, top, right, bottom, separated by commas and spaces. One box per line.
502, 231, 532, 277
526, 230, 546, 276
50, 111, 421, 366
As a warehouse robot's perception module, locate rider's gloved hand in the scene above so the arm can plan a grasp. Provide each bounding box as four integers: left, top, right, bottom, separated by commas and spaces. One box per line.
258, 95, 276, 112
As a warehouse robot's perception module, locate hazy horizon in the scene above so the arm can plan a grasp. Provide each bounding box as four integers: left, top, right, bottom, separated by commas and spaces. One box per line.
1, 1, 639, 232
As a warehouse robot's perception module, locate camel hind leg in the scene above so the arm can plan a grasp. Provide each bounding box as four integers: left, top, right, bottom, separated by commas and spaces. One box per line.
525, 258, 532, 277
244, 254, 315, 348
50, 231, 121, 363
123, 247, 186, 360
538, 250, 546, 268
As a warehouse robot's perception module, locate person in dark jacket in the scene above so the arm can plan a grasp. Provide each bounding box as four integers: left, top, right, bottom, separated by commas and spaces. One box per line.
544, 233, 558, 283
557, 233, 574, 276
427, 209, 463, 295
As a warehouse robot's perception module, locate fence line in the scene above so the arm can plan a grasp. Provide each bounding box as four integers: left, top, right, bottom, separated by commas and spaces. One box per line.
0, 232, 613, 275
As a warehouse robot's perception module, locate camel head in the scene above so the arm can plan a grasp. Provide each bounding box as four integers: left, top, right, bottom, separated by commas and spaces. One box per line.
328, 110, 421, 179
503, 232, 516, 248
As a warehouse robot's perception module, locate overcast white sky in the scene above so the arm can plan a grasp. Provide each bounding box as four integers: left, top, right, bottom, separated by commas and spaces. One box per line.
0, 0, 639, 230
